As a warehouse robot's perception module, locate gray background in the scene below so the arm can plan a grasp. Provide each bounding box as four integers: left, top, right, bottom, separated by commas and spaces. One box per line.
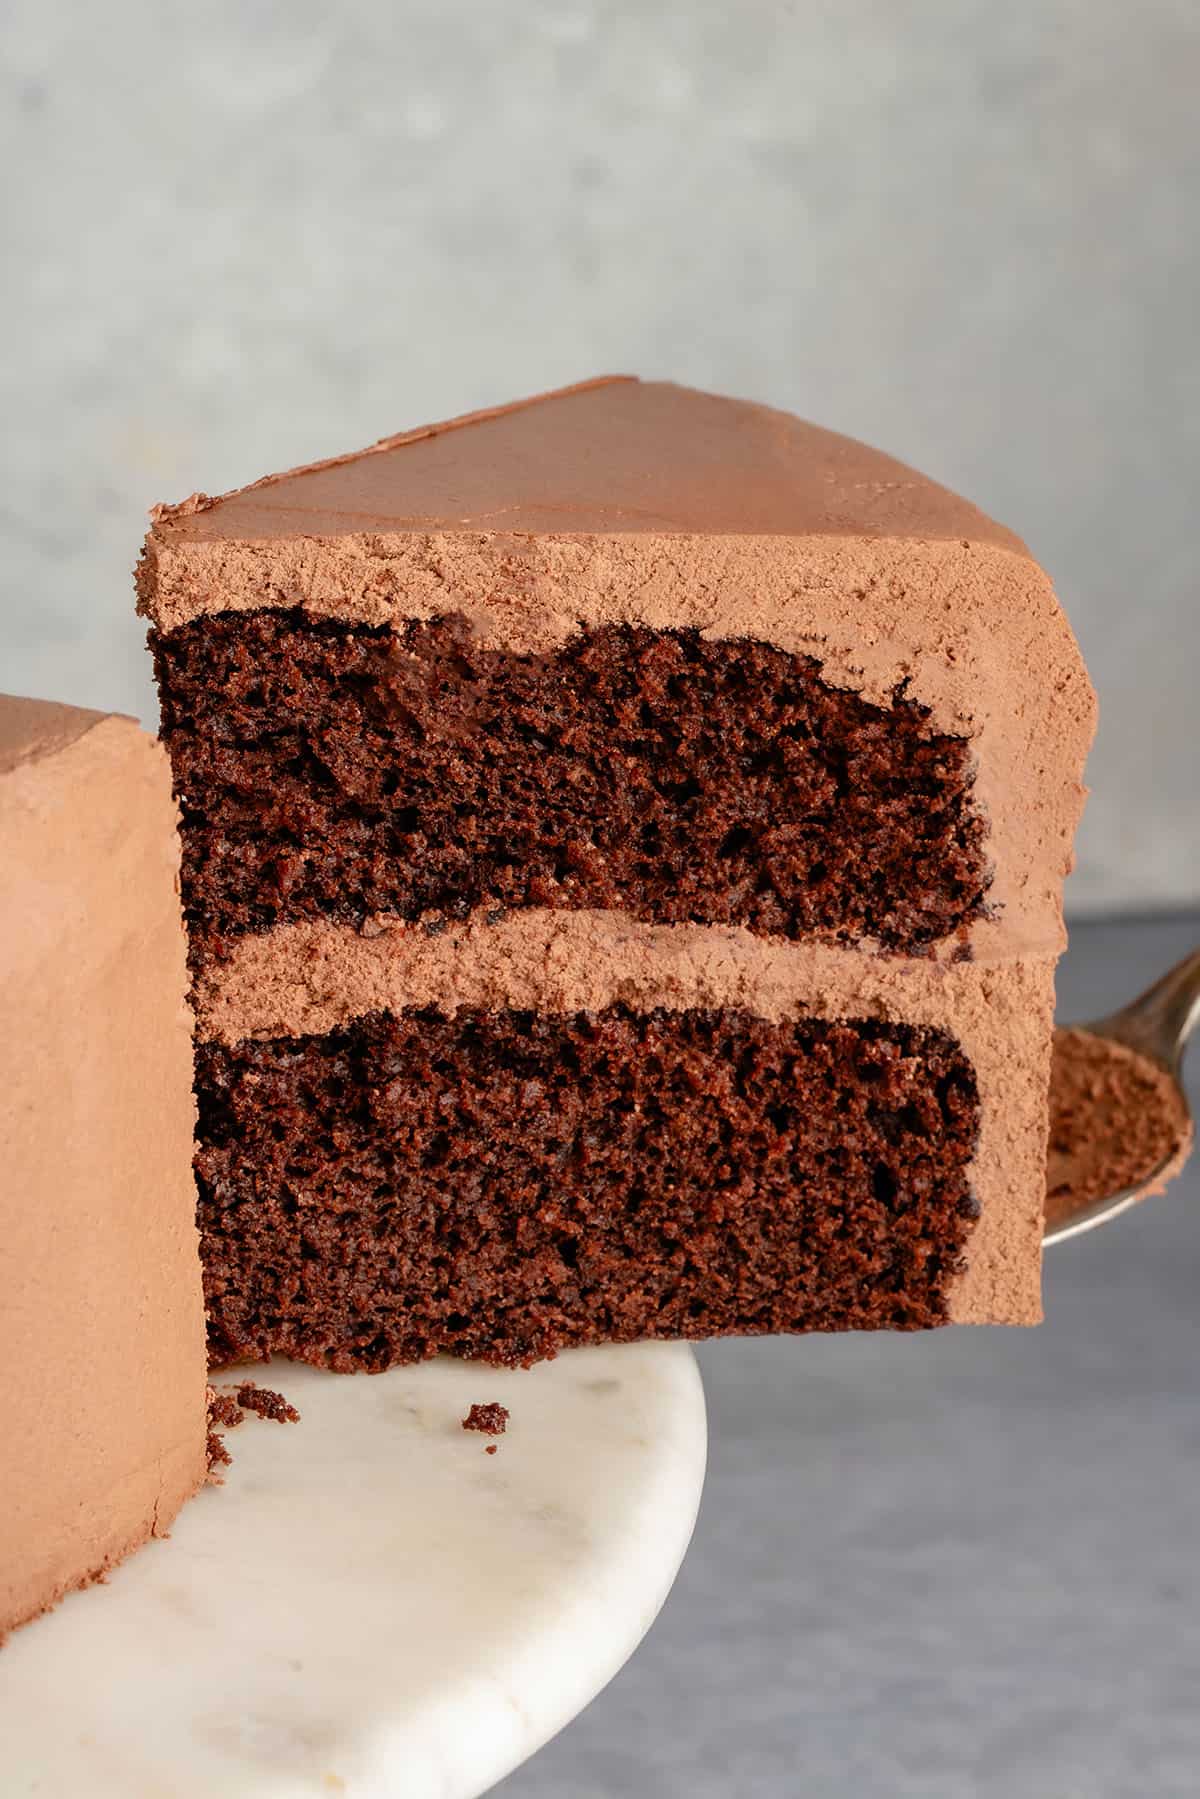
1, 0, 1197, 913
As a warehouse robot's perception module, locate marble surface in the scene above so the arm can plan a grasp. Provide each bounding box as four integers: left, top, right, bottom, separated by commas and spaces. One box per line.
2, 1342, 706, 1798
498, 914, 1200, 1798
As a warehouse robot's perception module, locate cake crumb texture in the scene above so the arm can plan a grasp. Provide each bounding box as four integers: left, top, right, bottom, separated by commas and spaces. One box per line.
196, 1004, 980, 1371
463, 1403, 509, 1435
154, 613, 991, 960
236, 1382, 301, 1424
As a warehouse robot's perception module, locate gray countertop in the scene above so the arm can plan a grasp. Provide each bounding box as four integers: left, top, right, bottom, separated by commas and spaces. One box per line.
497, 913, 1200, 1799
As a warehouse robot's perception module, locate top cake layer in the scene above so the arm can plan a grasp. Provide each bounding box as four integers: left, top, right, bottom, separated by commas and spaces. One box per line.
140, 378, 1096, 961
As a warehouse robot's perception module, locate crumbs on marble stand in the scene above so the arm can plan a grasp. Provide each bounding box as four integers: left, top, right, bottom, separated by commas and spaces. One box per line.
462, 1402, 510, 1453
205, 1383, 301, 1480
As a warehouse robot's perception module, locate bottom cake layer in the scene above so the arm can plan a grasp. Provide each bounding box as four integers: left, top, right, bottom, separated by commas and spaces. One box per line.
195, 1004, 981, 1370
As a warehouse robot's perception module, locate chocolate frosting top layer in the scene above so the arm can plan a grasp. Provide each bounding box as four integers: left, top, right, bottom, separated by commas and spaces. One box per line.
145, 376, 1024, 547
0, 693, 117, 776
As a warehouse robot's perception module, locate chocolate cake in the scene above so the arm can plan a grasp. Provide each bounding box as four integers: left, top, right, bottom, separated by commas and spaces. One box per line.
138, 377, 1097, 1372
1, 696, 207, 1637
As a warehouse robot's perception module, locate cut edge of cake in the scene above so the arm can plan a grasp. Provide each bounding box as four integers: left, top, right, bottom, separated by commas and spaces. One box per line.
137, 380, 1098, 1363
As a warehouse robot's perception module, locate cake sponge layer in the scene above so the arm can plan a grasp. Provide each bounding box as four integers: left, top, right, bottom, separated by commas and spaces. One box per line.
196, 1005, 980, 1371
154, 611, 989, 958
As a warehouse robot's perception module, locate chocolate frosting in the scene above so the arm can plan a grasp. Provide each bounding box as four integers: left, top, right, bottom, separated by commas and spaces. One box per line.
0, 696, 207, 1637
142, 375, 1023, 544
0, 694, 116, 776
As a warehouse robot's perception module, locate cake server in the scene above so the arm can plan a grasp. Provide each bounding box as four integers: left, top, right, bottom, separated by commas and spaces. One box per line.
1043, 946, 1200, 1246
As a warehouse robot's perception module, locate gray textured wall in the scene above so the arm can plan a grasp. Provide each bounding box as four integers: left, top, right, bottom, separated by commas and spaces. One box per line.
3, 1, 1197, 913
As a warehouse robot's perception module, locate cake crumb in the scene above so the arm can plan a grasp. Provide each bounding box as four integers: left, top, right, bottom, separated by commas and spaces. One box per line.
206, 1424, 232, 1467
206, 1430, 233, 1474
206, 1382, 299, 1482
485, 1444, 498, 1455
205, 1385, 239, 1482
208, 1390, 244, 1431
236, 1382, 301, 1424
463, 1402, 509, 1436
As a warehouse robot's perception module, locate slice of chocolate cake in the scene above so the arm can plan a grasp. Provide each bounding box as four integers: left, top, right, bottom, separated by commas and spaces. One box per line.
139, 377, 1096, 1371
1, 697, 207, 1637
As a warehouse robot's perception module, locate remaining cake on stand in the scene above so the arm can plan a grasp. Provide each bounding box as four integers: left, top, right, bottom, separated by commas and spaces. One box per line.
0, 696, 208, 1639
138, 376, 1097, 1373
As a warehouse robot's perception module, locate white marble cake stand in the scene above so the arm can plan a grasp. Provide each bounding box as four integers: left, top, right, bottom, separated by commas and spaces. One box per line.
3, 1342, 706, 1798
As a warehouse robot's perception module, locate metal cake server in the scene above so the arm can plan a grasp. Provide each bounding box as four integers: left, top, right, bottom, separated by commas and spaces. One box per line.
1043, 946, 1200, 1246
